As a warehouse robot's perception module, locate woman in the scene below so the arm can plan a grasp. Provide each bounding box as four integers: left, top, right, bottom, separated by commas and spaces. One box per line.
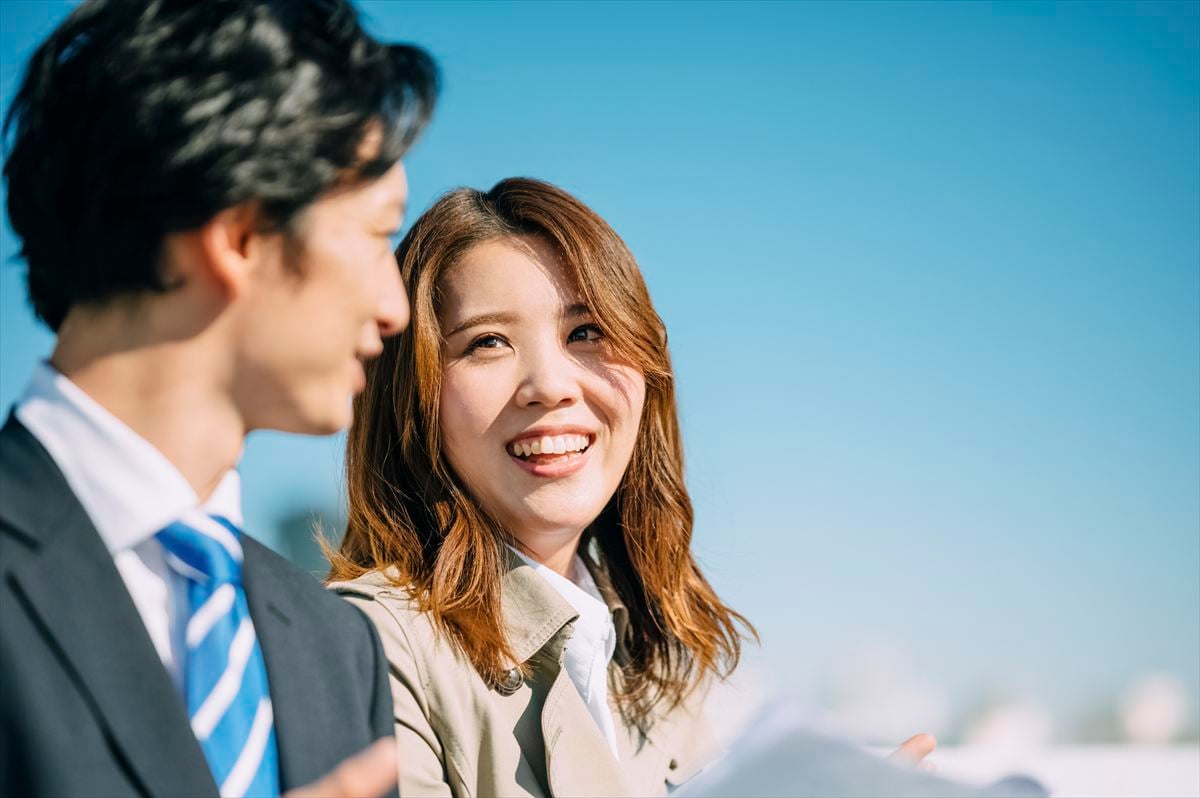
327, 177, 754, 797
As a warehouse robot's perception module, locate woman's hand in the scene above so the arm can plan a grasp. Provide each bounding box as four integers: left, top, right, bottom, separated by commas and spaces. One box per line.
888, 732, 937, 772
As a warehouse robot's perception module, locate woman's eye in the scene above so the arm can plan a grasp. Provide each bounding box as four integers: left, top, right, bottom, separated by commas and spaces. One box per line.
567, 324, 603, 344
465, 334, 507, 354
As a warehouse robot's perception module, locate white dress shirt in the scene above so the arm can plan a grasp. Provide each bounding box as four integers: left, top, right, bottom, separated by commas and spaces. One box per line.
510, 546, 620, 759
15, 362, 243, 690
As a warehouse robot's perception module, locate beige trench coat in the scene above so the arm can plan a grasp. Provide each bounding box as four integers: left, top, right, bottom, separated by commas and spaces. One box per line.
331, 550, 712, 798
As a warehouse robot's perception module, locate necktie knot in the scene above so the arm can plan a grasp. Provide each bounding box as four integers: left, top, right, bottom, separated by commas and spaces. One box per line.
157, 512, 245, 585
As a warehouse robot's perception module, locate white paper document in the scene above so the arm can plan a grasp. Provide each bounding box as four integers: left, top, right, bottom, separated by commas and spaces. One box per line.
676, 699, 1048, 798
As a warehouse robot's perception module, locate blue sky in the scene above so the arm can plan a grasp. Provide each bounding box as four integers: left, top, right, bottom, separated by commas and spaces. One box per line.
2, 1, 1197, 738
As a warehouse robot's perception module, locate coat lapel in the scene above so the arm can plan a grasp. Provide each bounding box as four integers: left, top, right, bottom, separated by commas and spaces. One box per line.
500, 550, 631, 797
2, 417, 216, 797
541, 666, 630, 798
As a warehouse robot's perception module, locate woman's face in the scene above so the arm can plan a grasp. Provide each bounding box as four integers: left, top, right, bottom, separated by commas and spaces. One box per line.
437, 236, 646, 554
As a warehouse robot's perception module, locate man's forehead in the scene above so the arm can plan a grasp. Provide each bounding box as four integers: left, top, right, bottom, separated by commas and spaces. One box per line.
326, 159, 407, 217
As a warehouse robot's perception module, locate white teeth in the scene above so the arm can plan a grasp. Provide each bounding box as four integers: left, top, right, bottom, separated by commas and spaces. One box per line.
509, 434, 591, 458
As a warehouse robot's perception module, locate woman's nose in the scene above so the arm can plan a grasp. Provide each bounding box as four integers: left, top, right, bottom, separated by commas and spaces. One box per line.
514, 346, 582, 409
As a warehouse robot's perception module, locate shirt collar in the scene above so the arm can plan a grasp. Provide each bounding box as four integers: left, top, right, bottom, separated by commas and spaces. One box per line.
14, 362, 242, 554
509, 546, 607, 617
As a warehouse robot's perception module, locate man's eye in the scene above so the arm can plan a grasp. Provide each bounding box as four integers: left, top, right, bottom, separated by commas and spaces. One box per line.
567, 324, 603, 344
465, 334, 507, 354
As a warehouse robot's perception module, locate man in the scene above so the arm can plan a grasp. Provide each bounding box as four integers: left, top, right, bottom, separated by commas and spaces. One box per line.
0, 1, 436, 796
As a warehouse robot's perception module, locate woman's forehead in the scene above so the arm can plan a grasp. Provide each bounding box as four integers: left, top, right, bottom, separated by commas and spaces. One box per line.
441, 236, 584, 313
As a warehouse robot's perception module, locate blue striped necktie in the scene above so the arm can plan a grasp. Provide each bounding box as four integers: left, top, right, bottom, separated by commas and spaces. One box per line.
157, 512, 280, 798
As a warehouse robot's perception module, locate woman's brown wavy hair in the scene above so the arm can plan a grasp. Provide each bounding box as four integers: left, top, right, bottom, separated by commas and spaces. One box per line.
328, 177, 754, 724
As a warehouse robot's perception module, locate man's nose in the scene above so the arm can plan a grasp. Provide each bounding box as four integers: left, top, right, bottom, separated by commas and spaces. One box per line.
376, 259, 410, 338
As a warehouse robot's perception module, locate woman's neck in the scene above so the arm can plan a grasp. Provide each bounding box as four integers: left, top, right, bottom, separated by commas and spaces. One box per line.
511, 530, 585, 579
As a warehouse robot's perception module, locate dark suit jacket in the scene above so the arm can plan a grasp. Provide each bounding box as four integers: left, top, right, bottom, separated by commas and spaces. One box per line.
0, 415, 398, 797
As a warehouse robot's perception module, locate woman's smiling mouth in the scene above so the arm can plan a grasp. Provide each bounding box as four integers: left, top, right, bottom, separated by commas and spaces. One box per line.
505, 430, 594, 477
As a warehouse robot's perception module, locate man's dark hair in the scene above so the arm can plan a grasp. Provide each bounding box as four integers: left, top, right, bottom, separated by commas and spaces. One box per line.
3, 0, 438, 331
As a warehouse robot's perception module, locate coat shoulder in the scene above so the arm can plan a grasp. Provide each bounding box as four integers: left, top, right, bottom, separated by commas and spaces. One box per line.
328, 571, 444, 667
328, 571, 474, 722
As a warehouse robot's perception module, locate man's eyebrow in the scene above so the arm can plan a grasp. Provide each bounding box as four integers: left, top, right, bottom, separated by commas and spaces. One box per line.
444, 311, 519, 338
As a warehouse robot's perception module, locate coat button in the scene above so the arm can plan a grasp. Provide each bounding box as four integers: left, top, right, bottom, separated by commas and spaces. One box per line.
496, 667, 522, 696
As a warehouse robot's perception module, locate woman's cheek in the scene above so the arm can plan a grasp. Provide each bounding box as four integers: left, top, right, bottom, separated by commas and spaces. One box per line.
442, 373, 505, 454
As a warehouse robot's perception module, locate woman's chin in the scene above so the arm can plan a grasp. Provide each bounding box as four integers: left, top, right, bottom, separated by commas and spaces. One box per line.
504, 504, 609, 543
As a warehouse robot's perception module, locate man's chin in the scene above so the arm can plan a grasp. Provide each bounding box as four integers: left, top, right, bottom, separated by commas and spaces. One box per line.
277, 406, 353, 437
311, 405, 354, 436
244, 391, 355, 436
306, 418, 350, 436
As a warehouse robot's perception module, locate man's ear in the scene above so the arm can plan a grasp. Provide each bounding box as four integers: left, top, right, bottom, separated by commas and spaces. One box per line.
193, 204, 268, 299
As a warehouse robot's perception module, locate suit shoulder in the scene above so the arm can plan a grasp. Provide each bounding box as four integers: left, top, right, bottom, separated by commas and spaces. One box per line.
0, 417, 86, 554
241, 535, 374, 640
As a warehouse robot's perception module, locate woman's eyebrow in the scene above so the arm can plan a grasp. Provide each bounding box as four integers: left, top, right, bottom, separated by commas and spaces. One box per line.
445, 304, 591, 338
444, 311, 519, 338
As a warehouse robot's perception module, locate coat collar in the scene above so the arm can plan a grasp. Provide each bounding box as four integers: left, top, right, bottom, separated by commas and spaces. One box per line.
499, 538, 631, 669
499, 546, 578, 667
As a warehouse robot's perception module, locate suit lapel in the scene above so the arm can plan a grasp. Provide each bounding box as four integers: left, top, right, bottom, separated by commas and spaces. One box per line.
241, 540, 314, 793
2, 418, 216, 797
